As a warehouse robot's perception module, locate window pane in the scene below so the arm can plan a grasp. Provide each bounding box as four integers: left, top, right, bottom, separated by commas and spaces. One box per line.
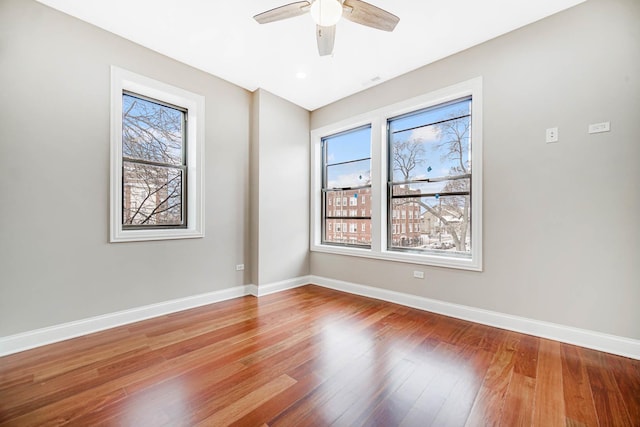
324, 188, 371, 246
326, 159, 371, 189
390, 196, 470, 256
321, 126, 372, 247
392, 178, 470, 197
324, 188, 372, 218
388, 98, 470, 134
122, 93, 184, 165
389, 98, 471, 182
325, 126, 371, 165
324, 219, 371, 246
123, 162, 183, 226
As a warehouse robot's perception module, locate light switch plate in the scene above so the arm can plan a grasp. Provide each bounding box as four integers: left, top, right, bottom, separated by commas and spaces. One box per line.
589, 122, 610, 134
546, 127, 559, 143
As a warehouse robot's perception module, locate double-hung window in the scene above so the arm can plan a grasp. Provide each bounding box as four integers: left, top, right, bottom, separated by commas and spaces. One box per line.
121, 93, 186, 228
321, 125, 372, 247
110, 67, 205, 242
311, 77, 482, 270
388, 97, 472, 257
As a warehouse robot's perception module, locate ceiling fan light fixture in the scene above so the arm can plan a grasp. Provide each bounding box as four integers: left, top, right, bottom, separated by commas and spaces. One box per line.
310, 0, 343, 27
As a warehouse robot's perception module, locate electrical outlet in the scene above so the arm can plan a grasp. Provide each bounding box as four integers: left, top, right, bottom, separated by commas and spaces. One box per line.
546, 127, 558, 143
413, 271, 424, 279
235, 264, 245, 271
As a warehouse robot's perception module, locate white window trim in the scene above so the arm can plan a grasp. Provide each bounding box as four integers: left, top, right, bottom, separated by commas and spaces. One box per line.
310, 77, 483, 271
110, 66, 205, 242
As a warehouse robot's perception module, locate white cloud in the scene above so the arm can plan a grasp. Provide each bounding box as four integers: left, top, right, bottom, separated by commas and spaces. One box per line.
409, 126, 439, 143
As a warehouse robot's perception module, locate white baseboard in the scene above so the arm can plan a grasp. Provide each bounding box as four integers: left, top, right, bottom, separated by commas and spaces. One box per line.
0, 285, 252, 357
309, 275, 640, 360
253, 275, 311, 296
2, 276, 638, 360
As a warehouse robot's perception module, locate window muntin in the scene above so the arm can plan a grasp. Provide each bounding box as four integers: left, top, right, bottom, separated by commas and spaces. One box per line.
322, 126, 372, 247
122, 93, 187, 228
388, 97, 472, 257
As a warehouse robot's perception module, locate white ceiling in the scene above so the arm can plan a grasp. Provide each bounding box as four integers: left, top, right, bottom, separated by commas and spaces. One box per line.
36, 0, 585, 111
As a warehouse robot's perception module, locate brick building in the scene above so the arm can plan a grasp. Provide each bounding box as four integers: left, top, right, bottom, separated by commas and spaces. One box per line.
324, 186, 422, 247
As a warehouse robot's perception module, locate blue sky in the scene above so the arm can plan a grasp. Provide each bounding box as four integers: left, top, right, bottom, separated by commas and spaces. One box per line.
324, 125, 371, 188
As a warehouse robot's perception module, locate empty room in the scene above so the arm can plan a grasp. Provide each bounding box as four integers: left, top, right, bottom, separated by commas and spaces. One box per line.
0, 0, 638, 425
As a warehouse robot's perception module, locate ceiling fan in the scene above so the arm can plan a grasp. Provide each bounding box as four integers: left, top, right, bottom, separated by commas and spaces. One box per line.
253, 0, 399, 56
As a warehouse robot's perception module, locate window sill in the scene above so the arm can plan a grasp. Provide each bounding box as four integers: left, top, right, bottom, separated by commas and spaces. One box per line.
110, 227, 204, 243
310, 243, 482, 271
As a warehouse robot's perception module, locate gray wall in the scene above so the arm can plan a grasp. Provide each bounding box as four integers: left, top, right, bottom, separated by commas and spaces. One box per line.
310, 0, 640, 340
0, 0, 252, 335
251, 90, 310, 286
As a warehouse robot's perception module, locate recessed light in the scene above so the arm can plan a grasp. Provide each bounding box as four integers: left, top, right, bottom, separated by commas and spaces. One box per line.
296, 72, 307, 79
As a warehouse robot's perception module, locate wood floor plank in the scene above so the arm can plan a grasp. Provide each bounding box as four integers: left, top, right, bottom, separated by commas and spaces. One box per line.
1, 285, 638, 426
195, 374, 297, 426
603, 352, 640, 424
499, 372, 535, 427
582, 347, 634, 426
512, 333, 539, 379
532, 339, 566, 426
464, 331, 520, 427
400, 342, 481, 427
429, 345, 494, 426
228, 371, 325, 427
560, 343, 599, 427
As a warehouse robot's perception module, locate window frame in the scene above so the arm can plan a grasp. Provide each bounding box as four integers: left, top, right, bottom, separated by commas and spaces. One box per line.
320, 125, 372, 248
121, 91, 188, 229
310, 77, 483, 271
110, 66, 205, 242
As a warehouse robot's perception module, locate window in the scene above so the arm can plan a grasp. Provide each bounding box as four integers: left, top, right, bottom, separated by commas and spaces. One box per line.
311, 77, 482, 270
110, 67, 204, 242
320, 125, 372, 247
121, 93, 186, 227
389, 97, 472, 257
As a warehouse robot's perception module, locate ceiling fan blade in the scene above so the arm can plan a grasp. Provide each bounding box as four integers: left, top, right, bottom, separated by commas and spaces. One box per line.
342, 0, 399, 32
253, 1, 311, 24
316, 25, 336, 56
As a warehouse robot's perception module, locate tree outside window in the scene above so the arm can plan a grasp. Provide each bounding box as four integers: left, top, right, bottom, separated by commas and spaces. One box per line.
388, 97, 472, 255
122, 93, 186, 228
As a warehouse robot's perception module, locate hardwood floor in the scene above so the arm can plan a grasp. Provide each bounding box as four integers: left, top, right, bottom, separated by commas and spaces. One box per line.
1, 285, 638, 426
